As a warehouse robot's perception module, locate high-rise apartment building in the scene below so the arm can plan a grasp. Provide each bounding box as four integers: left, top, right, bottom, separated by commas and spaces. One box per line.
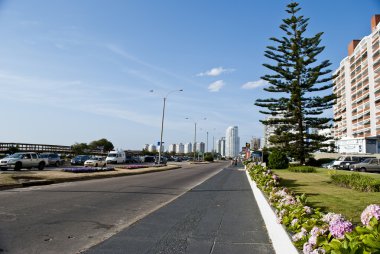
251, 138, 261, 150
225, 126, 240, 158
177, 143, 184, 154
168, 144, 177, 153
216, 137, 226, 157
184, 143, 192, 154
333, 15, 380, 153
263, 115, 284, 148
196, 142, 205, 154
148, 144, 157, 152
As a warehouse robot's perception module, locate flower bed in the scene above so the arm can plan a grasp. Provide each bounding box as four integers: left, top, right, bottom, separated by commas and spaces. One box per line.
247, 163, 380, 254
62, 167, 115, 173
116, 165, 149, 170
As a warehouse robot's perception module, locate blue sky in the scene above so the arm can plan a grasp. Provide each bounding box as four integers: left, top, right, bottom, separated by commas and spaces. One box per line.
0, 0, 379, 150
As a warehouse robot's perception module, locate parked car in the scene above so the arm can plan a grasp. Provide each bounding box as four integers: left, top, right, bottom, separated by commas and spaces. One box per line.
349, 158, 380, 172
39, 153, 62, 167
333, 155, 375, 170
84, 156, 106, 167
4, 152, 46, 171
0, 155, 10, 170
321, 161, 334, 169
71, 155, 92, 165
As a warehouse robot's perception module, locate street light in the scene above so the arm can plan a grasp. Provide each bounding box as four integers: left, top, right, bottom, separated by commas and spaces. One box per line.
157, 89, 183, 165
185, 117, 206, 161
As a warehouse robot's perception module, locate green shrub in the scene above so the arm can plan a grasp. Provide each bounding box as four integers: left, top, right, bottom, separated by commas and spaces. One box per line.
306, 157, 318, 166
204, 153, 214, 162
268, 149, 289, 169
288, 166, 317, 173
288, 162, 302, 168
330, 173, 380, 192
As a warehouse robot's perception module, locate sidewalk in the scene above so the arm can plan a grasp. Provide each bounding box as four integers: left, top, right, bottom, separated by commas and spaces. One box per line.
85, 166, 275, 254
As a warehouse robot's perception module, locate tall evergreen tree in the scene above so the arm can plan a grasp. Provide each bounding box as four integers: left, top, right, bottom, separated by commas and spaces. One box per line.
255, 2, 336, 164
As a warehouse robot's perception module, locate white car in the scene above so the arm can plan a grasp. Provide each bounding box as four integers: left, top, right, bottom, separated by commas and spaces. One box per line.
84, 157, 107, 167
0, 155, 11, 170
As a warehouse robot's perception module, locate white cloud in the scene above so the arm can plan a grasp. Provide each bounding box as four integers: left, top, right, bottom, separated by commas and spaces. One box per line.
208, 80, 225, 92
241, 80, 268, 89
197, 67, 234, 77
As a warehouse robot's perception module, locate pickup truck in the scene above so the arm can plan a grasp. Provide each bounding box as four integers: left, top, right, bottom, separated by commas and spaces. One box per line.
3, 152, 47, 171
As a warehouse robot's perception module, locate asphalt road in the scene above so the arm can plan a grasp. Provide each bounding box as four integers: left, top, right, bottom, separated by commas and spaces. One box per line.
86, 165, 274, 254
0, 161, 229, 254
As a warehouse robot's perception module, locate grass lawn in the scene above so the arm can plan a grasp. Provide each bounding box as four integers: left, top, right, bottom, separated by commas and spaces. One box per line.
273, 168, 380, 224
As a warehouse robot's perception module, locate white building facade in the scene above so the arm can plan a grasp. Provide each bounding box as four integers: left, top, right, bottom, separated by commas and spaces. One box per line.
333, 15, 380, 153
184, 143, 192, 154
177, 143, 185, 154
216, 137, 226, 157
148, 144, 157, 152
225, 126, 240, 158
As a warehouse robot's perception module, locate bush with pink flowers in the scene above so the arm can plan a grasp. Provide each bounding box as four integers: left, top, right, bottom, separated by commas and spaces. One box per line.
246, 163, 380, 253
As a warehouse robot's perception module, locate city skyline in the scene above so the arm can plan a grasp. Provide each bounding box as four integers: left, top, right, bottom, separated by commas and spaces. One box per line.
0, 1, 379, 150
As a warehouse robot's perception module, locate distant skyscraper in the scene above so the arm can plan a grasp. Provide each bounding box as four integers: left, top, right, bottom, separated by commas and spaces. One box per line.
168, 144, 177, 153
216, 137, 226, 157
148, 144, 157, 152
225, 126, 240, 158
196, 142, 205, 153
184, 143, 192, 154
177, 143, 184, 154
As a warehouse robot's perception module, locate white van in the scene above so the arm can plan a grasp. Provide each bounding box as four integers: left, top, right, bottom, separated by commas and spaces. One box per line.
106, 150, 126, 164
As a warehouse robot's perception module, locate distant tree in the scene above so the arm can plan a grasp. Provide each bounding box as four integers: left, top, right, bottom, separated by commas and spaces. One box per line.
141, 149, 156, 156
8, 145, 20, 154
254, 2, 336, 164
71, 143, 89, 155
88, 138, 114, 152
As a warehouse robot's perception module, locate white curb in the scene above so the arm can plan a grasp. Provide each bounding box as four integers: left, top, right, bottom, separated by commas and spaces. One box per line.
245, 170, 299, 254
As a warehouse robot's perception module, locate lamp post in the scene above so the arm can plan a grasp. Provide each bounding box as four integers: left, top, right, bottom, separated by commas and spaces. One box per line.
185, 117, 206, 161
157, 89, 183, 165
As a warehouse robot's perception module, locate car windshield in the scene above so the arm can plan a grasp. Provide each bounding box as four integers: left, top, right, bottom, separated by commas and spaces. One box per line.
361, 158, 372, 163
108, 154, 116, 157
9, 153, 24, 159
337, 156, 346, 161
40, 154, 48, 158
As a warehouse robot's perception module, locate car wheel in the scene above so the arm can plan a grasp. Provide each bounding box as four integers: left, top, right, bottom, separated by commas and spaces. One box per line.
360, 167, 366, 172
38, 162, 45, 170
14, 162, 22, 171
95, 163, 98, 167
55, 161, 60, 167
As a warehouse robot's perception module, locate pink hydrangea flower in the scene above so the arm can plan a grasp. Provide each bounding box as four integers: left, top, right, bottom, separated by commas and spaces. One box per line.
329, 219, 353, 239
310, 248, 326, 254
292, 227, 307, 242
304, 206, 313, 214
291, 218, 298, 227
321, 212, 344, 223
303, 242, 313, 254
360, 204, 380, 226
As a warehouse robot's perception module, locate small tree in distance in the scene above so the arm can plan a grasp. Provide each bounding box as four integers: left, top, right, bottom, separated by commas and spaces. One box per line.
255, 2, 336, 164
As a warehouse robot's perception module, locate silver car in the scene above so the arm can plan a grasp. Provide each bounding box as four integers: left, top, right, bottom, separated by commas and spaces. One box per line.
350, 158, 380, 172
